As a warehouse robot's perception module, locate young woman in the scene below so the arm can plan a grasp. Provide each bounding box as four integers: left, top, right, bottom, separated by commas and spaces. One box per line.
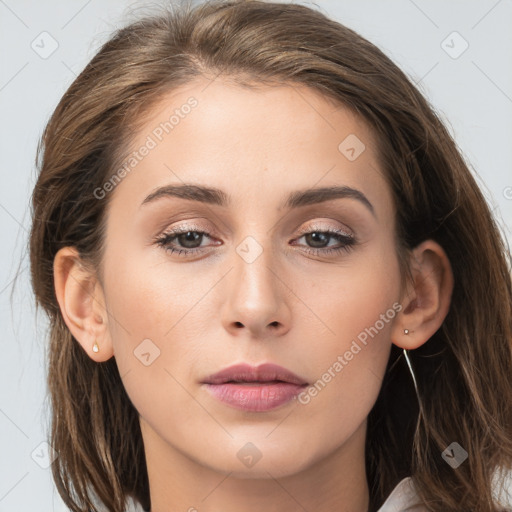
29, 1, 512, 511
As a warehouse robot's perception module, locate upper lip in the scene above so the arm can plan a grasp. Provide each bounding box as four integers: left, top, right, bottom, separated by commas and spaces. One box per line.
202, 363, 309, 385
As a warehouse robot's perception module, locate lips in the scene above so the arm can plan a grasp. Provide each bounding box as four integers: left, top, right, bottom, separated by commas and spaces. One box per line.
202, 363, 309, 412
202, 363, 309, 386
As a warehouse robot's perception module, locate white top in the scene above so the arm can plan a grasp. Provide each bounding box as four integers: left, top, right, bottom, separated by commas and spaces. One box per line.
377, 476, 428, 511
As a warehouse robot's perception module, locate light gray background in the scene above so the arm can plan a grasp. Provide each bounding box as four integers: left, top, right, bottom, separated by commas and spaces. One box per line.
1, 1, 511, 511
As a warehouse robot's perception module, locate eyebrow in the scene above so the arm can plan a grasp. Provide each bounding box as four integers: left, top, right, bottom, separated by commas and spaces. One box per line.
141, 183, 375, 216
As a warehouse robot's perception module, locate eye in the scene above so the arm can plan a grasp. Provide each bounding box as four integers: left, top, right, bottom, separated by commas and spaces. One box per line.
291, 226, 356, 256
154, 224, 357, 258
154, 226, 218, 257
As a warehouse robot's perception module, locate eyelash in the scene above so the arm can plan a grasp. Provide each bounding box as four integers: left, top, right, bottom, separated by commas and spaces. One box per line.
154, 224, 357, 258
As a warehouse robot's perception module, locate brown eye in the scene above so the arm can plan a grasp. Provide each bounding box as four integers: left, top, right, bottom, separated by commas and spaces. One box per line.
173, 231, 204, 249
292, 229, 356, 256
155, 227, 217, 257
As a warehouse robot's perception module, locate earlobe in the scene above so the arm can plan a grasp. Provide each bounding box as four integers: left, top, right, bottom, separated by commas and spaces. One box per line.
392, 239, 454, 350
53, 247, 114, 362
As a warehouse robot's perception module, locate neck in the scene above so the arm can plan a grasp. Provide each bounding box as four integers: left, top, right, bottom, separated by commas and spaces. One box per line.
142, 418, 370, 512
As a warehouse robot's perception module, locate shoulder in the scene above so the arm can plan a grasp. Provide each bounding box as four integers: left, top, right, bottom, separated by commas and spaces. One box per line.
124, 497, 145, 512
377, 476, 429, 512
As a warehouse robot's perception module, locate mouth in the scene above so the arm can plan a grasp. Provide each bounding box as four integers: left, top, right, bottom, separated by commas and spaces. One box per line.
223, 380, 285, 384
201, 363, 309, 412
202, 362, 309, 386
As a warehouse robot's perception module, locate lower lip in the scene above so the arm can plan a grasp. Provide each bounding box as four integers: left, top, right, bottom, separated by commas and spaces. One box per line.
203, 382, 307, 412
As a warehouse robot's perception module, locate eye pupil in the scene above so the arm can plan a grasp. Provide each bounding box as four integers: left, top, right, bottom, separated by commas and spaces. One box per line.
306, 232, 329, 248
178, 231, 202, 248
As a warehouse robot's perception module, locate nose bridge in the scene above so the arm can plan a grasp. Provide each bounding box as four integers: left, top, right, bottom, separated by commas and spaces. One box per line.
221, 231, 291, 336
234, 233, 278, 307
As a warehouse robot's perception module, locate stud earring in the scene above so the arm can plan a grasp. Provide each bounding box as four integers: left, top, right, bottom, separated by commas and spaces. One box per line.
404, 329, 409, 335
92, 340, 99, 353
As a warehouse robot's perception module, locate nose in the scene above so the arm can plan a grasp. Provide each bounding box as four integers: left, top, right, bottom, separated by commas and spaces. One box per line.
220, 236, 292, 340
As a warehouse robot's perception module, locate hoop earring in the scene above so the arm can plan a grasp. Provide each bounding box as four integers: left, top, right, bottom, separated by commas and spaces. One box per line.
92, 340, 99, 353
403, 348, 425, 424
402, 348, 418, 395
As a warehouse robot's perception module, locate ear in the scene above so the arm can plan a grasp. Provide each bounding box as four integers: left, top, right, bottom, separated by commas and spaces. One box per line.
391, 239, 454, 350
53, 246, 114, 362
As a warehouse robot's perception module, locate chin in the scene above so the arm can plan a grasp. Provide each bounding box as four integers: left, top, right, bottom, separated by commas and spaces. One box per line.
205, 442, 319, 480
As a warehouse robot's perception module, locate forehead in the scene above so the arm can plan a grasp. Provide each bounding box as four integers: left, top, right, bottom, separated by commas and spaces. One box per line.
106, 76, 392, 220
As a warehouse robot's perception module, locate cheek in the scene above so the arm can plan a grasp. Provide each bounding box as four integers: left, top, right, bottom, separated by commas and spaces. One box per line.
298, 239, 400, 349
102, 261, 208, 435
104, 242, 207, 339
101, 248, 202, 398
293, 243, 400, 427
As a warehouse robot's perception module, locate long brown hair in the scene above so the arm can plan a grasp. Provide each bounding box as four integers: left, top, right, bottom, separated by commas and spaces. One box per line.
29, 1, 512, 510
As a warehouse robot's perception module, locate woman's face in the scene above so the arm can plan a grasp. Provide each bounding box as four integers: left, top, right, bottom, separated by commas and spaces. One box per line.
101, 76, 402, 478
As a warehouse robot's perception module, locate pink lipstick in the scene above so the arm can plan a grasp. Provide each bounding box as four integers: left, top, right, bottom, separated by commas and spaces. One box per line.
202, 363, 308, 412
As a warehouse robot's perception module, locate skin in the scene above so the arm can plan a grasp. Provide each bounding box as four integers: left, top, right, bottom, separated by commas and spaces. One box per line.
54, 76, 453, 512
